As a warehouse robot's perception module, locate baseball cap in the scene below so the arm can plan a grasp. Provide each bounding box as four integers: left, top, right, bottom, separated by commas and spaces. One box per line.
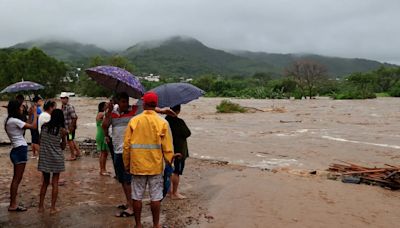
142, 92, 158, 106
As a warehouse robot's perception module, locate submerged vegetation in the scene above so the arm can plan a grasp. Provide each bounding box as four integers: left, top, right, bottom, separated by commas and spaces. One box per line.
216, 100, 246, 113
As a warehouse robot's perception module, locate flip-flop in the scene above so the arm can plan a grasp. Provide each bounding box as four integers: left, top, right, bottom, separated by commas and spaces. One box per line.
8, 206, 27, 212
115, 210, 134, 217
116, 204, 128, 210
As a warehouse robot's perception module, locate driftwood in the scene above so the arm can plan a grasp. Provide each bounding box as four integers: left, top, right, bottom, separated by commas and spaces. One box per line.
280, 120, 302, 123
328, 161, 400, 190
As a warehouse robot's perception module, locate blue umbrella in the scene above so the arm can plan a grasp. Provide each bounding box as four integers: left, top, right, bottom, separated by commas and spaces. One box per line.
162, 164, 173, 200
85, 66, 145, 98
0, 81, 44, 94
150, 83, 205, 108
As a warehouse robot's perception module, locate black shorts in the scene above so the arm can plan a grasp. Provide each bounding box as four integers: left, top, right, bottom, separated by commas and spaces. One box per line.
31, 129, 40, 144
173, 158, 186, 175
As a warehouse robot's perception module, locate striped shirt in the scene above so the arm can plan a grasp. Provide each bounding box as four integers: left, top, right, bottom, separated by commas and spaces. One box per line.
111, 106, 138, 154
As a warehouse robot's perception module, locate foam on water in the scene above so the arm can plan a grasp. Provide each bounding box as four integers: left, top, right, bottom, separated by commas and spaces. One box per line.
321, 135, 400, 149
275, 129, 311, 137
248, 158, 299, 169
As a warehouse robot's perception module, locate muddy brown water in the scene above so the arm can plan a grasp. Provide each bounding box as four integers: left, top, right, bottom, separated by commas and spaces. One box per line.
1, 97, 400, 227
3, 97, 400, 170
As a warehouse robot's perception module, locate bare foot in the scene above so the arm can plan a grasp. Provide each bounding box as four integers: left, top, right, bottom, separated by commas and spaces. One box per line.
50, 208, 60, 215
58, 179, 67, 186
100, 171, 110, 176
38, 207, 45, 213
171, 193, 187, 200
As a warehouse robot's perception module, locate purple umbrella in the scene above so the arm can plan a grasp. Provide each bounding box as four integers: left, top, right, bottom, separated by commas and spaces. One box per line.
1, 81, 45, 94
85, 66, 145, 98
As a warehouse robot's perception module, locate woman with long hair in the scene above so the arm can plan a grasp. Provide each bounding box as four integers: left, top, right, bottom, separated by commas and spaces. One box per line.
96, 102, 110, 176
38, 109, 67, 214
4, 100, 38, 212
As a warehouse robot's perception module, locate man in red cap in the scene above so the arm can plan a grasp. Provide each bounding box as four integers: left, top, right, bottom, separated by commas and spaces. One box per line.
123, 92, 175, 228
102, 92, 176, 218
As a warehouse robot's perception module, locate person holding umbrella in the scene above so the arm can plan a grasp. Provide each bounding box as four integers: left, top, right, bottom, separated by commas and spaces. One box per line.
86, 66, 176, 217
102, 92, 177, 218
4, 100, 38, 212
165, 105, 191, 200
15, 94, 28, 121
149, 83, 203, 200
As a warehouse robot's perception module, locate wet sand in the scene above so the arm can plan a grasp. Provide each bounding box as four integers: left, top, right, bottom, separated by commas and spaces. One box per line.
1, 97, 400, 227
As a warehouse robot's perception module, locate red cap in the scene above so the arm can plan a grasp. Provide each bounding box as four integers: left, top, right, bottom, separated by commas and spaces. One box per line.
142, 92, 158, 106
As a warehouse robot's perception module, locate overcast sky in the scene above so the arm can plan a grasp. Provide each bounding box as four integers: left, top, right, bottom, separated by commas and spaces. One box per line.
0, 0, 399, 63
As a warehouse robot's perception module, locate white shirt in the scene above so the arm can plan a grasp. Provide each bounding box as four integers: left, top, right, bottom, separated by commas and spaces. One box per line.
38, 112, 51, 134
5, 117, 27, 148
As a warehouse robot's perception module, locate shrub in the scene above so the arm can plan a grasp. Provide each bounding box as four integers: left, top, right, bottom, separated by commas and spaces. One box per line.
389, 82, 400, 97
216, 100, 246, 113
331, 89, 376, 99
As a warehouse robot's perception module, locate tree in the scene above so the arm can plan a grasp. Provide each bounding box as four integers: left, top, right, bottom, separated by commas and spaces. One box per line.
192, 74, 217, 92
285, 60, 327, 98
346, 72, 377, 98
252, 72, 272, 86
0, 47, 67, 98
375, 66, 400, 92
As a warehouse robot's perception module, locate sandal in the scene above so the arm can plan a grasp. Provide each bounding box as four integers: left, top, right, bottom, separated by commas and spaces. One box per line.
115, 210, 134, 217
8, 206, 27, 212
116, 204, 128, 210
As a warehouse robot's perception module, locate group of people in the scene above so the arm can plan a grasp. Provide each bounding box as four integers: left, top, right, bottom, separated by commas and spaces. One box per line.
4, 92, 79, 214
4, 91, 192, 228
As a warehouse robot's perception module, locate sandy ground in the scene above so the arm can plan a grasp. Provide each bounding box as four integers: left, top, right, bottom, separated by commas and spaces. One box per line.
1, 97, 400, 227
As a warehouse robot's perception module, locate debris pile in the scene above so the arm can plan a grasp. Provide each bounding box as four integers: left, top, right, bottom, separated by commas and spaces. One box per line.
77, 138, 97, 156
328, 161, 400, 190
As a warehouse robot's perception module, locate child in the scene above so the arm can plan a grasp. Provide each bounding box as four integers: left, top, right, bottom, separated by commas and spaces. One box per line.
30, 95, 43, 158
38, 109, 67, 214
165, 105, 191, 200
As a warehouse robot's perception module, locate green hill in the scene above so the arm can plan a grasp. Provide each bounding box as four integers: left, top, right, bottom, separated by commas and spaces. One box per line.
122, 36, 392, 77
231, 51, 394, 77
122, 36, 277, 77
12, 40, 110, 64
9, 36, 394, 77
